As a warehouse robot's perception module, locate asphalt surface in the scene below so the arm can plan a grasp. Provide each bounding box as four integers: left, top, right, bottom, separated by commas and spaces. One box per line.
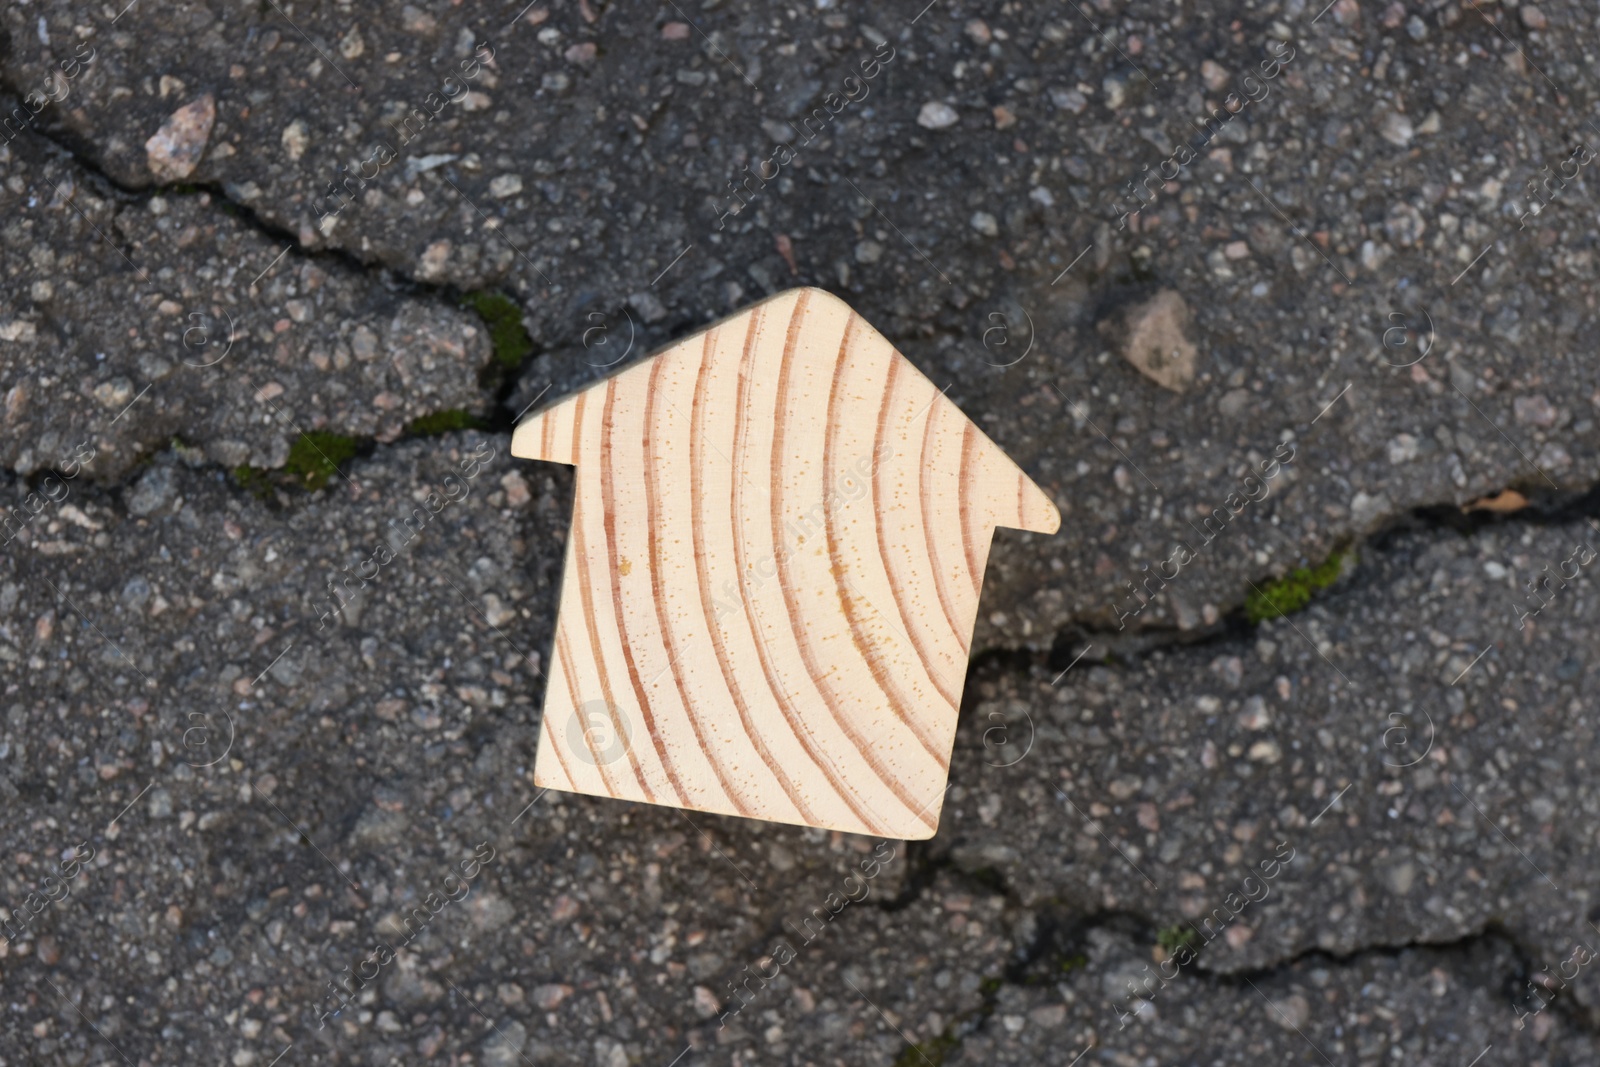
3, 0, 1600, 1064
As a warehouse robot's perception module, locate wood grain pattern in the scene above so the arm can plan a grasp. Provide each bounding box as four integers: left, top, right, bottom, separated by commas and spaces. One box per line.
512, 287, 1059, 839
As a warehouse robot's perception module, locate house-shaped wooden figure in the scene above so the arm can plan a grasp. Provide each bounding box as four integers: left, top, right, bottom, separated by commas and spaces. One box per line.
512, 288, 1059, 839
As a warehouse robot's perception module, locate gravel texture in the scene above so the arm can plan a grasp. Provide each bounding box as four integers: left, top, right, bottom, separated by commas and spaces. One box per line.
0, 109, 493, 483
8, 0, 1600, 638
946, 516, 1600, 989
3, 0, 1600, 1064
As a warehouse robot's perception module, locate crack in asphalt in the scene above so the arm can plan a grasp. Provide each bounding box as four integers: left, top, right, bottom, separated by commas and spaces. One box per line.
0, 86, 410, 287
1013, 482, 1600, 667
8, 61, 1600, 1066
663, 839, 1600, 1067
0, 98, 527, 450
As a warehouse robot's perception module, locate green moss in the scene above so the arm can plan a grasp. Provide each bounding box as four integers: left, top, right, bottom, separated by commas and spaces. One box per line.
1058, 952, 1089, 973
231, 465, 273, 498
1157, 925, 1199, 955
171, 436, 206, 466
461, 291, 533, 369
407, 409, 486, 436
893, 1031, 961, 1067
228, 432, 363, 496
1247, 550, 1348, 623
283, 431, 360, 491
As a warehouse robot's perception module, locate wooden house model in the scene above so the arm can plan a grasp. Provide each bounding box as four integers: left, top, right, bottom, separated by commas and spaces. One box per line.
511, 288, 1058, 839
